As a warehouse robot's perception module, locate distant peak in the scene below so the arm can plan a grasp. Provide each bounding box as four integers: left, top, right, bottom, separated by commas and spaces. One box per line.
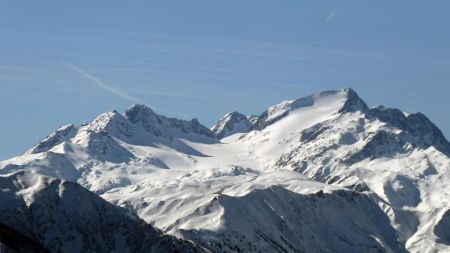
338, 88, 369, 113
212, 111, 254, 139
250, 89, 344, 131
373, 105, 386, 110
128, 104, 152, 111
56, 124, 76, 133
225, 111, 248, 120
125, 104, 157, 123
342, 87, 355, 93
29, 124, 77, 154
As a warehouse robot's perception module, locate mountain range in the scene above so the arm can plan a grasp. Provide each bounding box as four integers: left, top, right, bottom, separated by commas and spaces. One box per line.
1, 88, 449, 253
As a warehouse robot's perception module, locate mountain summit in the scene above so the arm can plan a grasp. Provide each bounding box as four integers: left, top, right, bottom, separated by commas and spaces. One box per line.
125, 104, 215, 139
250, 88, 367, 131
211, 111, 257, 139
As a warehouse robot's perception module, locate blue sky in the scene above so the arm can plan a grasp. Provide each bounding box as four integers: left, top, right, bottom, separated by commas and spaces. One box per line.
1, 1, 449, 160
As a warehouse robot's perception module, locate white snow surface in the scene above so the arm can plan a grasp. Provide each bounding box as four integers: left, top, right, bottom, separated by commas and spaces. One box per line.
1, 88, 450, 252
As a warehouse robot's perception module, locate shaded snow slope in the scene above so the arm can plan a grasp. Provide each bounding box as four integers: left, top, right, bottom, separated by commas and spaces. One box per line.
179, 186, 405, 253
103, 169, 405, 252
0, 170, 202, 253
0, 221, 50, 253
1, 88, 450, 252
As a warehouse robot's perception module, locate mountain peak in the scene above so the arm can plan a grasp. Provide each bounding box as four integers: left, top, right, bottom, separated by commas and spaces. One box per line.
125, 104, 157, 124
80, 110, 134, 139
251, 88, 353, 131
338, 87, 369, 113
123, 104, 215, 139
212, 111, 255, 139
29, 124, 77, 154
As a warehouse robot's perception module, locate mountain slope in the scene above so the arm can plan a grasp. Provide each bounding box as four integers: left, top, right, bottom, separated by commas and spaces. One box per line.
0, 170, 202, 253
0, 221, 50, 253
177, 186, 406, 253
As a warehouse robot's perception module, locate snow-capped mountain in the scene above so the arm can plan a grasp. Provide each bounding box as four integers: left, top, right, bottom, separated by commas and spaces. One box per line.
211, 111, 257, 139
1, 88, 449, 252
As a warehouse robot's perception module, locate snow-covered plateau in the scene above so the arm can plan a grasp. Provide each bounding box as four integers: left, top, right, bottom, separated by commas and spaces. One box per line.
1, 88, 449, 252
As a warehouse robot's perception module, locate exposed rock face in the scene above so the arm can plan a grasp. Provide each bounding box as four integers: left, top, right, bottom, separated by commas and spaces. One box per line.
369, 106, 450, 155
435, 209, 450, 245
211, 111, 255, 139
126, 104, 215, 139
338, 87, 369, 113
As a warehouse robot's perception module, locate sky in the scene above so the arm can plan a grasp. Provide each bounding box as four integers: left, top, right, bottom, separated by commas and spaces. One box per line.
1, 1, 449, 160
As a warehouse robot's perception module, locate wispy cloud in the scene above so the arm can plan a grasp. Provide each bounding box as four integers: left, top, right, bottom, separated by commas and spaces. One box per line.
62, 62, 144, 104
326, 8, 338, 22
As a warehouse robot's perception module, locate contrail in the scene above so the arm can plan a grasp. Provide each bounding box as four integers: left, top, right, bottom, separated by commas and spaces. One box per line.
62, 62, 193, 119
326, 8, 338, 22
62, 62, 144, 104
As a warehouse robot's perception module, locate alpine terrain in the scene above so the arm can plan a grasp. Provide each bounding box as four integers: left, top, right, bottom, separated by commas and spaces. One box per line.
1, 88, 449, 253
